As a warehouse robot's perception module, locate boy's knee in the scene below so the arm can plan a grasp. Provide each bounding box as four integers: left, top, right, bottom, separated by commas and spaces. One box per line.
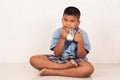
82, 66, 94, 77
29, 55, 44, 70
29, 56, 37, 66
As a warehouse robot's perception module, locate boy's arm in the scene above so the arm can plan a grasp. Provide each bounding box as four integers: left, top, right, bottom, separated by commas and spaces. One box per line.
74, 32, 87, 59
53, 28, 67, 57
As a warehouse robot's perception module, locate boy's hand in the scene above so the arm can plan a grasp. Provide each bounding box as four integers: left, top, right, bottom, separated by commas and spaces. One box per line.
60, 28, 68, 39
74, 32, 82, 42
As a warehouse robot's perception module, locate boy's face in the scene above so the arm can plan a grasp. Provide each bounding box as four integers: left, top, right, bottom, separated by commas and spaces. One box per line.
62, 14, 80, 30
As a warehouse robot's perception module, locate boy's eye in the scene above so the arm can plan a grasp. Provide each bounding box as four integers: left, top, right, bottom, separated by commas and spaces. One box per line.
64, 19, 75, 22
71, 20, 74, 22
64, 19, 67, 21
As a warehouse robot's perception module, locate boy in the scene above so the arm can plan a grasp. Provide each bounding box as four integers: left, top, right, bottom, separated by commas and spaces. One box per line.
30, 6, 94, 78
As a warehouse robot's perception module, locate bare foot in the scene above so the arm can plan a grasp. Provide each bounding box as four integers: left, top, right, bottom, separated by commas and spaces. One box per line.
64, 60, 78, 69
40, 69, 53, 76
70, 60, 78, 67
40, 69, 47, 76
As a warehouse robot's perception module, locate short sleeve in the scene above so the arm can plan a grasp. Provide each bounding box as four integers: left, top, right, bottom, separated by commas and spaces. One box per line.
82, 31, 91, 52
50, 28, 61, 50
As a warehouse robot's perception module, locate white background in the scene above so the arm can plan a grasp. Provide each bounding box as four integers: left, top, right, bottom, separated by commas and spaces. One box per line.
0, 0, 120, 63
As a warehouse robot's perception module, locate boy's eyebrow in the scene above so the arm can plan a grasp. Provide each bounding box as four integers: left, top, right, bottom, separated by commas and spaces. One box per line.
63, 17, 67, 20
63, 17, 77, 21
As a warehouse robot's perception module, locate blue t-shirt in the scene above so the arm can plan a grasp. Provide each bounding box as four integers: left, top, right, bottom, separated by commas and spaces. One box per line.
50, 27, 90, 60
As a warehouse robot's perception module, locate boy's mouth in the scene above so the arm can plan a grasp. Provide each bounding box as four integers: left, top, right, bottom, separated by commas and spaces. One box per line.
65, 28, 72, 32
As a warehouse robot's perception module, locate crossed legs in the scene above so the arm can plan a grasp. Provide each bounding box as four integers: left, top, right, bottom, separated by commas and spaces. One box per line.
30, 55, 94, 78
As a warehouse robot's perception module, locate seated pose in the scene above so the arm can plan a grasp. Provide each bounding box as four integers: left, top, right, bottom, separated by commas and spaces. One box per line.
30, 6, 94, 78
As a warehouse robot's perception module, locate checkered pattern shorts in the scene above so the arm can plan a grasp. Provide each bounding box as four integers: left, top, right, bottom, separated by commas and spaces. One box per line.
46, 55, 81, 64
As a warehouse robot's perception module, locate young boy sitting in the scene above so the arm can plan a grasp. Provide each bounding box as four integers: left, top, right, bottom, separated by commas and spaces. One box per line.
30, 6, 94, 78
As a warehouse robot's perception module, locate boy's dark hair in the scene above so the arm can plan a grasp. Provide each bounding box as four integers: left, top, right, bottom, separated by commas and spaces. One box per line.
63, 6, 81, 19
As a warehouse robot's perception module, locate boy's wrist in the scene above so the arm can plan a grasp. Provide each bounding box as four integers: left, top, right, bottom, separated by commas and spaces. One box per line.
73, 40, 78, 44
60, 37, 66, 41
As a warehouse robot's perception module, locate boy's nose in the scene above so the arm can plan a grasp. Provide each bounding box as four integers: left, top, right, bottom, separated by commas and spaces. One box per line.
66, 22, 71, 26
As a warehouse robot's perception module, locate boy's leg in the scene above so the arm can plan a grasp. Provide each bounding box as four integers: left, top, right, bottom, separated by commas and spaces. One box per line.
40, 61, 94, 78
30, 55, 77, 70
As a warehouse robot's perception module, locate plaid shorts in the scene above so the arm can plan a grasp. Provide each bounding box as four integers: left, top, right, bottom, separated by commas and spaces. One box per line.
46, 54, 81, 64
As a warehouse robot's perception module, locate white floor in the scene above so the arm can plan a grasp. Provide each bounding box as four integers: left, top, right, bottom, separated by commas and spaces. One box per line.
0, 63, 120, 80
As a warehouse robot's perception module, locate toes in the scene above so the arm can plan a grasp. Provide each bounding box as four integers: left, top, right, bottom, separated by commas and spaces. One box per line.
40, 69, 46, 76
70, 60, 78, 67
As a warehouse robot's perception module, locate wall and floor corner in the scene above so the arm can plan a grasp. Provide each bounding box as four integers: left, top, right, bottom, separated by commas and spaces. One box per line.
0, 0, 120, 63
